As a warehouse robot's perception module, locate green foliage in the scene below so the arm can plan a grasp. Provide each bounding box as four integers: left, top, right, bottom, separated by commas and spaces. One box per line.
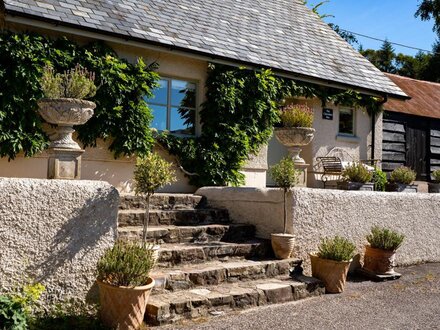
0, 31, 159, 159
97, 241, 155, 287
372, 167, 387, 191
317, 236, 356, 262
390, 166, 416, 184
159, 64, 283, 186
29, 301, 106, 330
416, 0, 440, 37
278, 104, 314, 128
366, 226, 405, 251
342, 162, 373, 183
269, 157, 300, 191
134, 153, 176, 197
432, 169, 440, 182
0, 283, 45, 330
40, 64, 97, 99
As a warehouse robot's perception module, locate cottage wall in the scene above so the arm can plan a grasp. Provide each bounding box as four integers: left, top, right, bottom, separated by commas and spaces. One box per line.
0, 22, 380, 192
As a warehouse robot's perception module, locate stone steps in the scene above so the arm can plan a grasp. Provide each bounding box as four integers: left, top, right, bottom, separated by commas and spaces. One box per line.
119, 193, 203, 210
156, 241, 271, 267
145, 275, 324, 326
151, 258, 302, 294
118, 223, 256, 244
118, 209, 230, 227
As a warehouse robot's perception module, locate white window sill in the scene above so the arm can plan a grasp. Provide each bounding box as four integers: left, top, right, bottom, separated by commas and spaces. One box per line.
336, 134, 360, 143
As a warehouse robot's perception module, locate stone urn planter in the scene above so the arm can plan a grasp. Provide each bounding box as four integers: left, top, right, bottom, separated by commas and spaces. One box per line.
37, 98, 96, 149
428, 182, 440, 193
97, 278, 155, 330
37, 98, 95, 180
386, 183, 418, 193
337, 181, 374, 191
271, 233, 295, 259
363, 245, 397, 275
310, 253, 352, 293
274, 127, 315, 164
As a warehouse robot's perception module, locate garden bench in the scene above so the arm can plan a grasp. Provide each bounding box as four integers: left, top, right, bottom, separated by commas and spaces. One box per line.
317, 156, 343, 188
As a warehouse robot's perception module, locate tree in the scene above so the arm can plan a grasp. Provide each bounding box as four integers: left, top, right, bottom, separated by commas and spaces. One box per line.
420, 41, 440, 82
416, 0, 440, 37
377, 39, 397, 73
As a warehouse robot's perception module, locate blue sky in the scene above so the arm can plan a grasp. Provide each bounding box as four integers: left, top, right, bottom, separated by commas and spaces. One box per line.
307, 0, 437, 56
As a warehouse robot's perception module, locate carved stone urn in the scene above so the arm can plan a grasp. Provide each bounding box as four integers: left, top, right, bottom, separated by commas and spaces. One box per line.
274, 127, 315, 187
37, 98, 96, 180
274, 127, 315, 164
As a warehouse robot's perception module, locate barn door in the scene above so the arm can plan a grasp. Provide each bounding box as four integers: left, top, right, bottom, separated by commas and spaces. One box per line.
406, 121, 428, 180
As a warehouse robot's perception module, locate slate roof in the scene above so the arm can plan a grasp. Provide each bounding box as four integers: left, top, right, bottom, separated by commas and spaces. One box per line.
385, 74, 440, 119
3, 0, 406, 98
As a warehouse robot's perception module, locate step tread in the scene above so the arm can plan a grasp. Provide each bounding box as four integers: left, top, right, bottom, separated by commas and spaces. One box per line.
146, 275, 324, 325
118, 223, 253, 233
118, 208, 225, 214
158, 240, 265, 251
120, 193, 201, 198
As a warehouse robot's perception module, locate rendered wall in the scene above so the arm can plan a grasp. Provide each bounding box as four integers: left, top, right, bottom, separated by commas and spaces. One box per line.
198, 187, 440, 271
0, 178, 119, 304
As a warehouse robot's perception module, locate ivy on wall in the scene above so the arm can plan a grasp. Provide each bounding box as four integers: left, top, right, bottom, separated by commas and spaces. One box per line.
0, 31, 383, 187
0, 31, 159, 159
159, 63, 384, 187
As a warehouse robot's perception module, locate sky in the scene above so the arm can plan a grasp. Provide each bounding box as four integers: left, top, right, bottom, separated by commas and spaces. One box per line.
308, 0, 438, 56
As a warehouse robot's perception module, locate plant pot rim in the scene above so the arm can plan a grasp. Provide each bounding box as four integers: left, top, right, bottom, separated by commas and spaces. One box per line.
38, 97, 96, 106
309, 253, 352, 264
271, 233, 295, 238
97, 277, 155, 291
365, 245, 398, 253
275, 127, 315, 132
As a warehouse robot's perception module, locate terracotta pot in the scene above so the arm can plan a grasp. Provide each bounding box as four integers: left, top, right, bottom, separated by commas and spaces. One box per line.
363, 245, 396, 275
271, 233, 295, 259
97, 277, 155, 330
310, 253, 351, 293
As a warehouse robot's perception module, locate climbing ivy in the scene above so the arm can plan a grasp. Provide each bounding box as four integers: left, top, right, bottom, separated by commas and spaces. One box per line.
159, 64, 384, 187
0, 31, 159, 159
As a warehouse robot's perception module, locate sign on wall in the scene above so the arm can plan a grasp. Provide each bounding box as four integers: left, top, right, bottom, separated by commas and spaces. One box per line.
322, 108, 333, 120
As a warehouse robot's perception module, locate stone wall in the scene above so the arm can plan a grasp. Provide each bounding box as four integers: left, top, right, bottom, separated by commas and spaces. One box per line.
0, 178, 118, 304
197, 187, 440, 271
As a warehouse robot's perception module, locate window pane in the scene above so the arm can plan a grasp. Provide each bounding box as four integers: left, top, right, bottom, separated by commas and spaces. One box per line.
170, 107, 195, 135
150, 105, 167, 131
145, 79, 168, 104
339, 108, 354, 135
171, 80, 196, 108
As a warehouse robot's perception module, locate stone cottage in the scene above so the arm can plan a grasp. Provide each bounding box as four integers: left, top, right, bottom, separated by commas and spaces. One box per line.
0, 0, 406, 191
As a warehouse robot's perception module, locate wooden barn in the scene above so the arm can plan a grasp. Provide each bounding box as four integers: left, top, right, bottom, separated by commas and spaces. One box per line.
382, 74, 440, 181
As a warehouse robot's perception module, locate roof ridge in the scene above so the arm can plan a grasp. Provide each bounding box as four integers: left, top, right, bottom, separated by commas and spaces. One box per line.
386, 73, 440, 88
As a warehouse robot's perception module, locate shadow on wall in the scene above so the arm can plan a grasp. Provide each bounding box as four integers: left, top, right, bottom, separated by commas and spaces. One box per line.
23, 185, 119, 304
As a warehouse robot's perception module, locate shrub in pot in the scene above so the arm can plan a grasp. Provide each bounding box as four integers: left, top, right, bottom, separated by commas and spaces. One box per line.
269, 157, 300, 259
97, 241, 156, 330
386, 166, 417, 192
364, 226, 405, 275
372, 167, 387, 192
133, 152, 176, 259
310, 236, 356, 293
337, 162, 374, 191
428, 169, 440, 193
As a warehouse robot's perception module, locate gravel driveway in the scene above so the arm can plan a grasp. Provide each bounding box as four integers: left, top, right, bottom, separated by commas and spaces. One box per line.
157, 263, 440, 330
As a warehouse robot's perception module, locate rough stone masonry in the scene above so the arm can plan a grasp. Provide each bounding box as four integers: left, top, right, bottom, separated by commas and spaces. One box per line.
0, 178, 118, 305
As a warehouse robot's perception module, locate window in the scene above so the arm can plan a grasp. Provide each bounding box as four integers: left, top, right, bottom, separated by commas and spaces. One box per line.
145, 78, 196, 135
339, 108, 355, 135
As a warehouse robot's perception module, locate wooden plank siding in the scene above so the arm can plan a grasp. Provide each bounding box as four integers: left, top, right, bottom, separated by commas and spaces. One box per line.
382, 116, 406, 173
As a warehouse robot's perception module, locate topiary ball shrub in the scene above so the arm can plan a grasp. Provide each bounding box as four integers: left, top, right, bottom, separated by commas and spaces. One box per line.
342, 162, 373, 183
390, 166, 416, 185
366, 226, 405, 251
317, 236, 356, 262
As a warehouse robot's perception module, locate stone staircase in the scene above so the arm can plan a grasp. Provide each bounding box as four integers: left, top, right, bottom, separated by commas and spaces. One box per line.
118, 193, 324, 326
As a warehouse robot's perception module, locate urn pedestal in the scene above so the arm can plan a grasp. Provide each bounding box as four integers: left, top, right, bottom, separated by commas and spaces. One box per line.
37, 98, 95, 180
274, 127, 315, 187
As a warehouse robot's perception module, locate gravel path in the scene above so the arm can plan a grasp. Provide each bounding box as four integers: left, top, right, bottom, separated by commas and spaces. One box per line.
157, 263, 440, 330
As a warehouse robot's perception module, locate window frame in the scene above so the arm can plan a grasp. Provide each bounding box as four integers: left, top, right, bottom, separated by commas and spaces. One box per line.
338, 107, 356, 137
147, 77, 198, 136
